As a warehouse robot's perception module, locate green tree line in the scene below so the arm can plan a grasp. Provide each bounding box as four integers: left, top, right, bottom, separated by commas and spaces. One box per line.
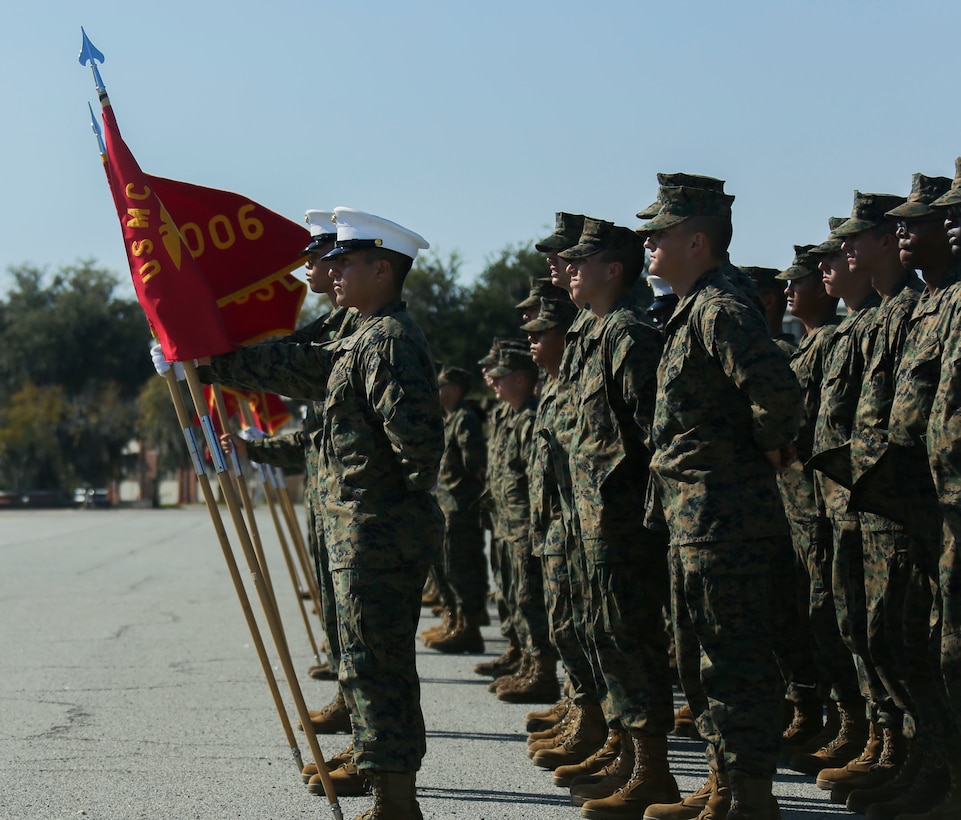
0, 247, 561, 495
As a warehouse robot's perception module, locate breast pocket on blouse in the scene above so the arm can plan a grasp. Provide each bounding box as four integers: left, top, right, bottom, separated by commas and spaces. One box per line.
658, 335, 691, 390
325, 378, 367, 476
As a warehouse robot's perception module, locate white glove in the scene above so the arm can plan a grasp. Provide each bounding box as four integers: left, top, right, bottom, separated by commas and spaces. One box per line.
238, 427, 267, 442
150, 343, 185, 380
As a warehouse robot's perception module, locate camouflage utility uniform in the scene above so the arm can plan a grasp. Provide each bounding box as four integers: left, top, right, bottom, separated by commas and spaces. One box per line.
811, 292, 890, 724
212, 305, 357, 670
775, 317, 859, 706
883, 263, 961, 753
549, 308, 603, 704
849, 274, 925, 730
531, 377, 595, 693
649, 267, 801, 778
571, 297, 672, 733
491, 392, 553, 660
436, 397, 488, 621
207, 301, 444, 773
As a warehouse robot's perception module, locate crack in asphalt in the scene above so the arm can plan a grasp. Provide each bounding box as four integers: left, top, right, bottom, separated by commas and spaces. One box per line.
27, 702, 93, 740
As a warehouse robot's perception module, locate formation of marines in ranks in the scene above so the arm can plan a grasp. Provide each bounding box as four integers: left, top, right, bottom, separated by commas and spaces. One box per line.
151, 158, 961, 820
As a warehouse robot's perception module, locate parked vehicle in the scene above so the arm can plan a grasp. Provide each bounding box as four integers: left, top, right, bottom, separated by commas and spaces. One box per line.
73, 488, 112, 509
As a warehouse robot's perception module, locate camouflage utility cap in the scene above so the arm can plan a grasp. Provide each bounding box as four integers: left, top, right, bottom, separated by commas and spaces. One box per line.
496, 337, 530, 358
809, 217, 847, 257
488, 347, 537, 378
438, 366, 472, 392
520, 298, 578, 333
636, 173, 726, 219
932, 158, 961, 209
638, 184, 735, 233
743, 266, 781, 289
776, 244, 820, 281
834, 191, 906, 236
559, 217, 616, 259
478, 336, 511, 367
516, 276, 569, 309
885, 173, 953, 220
535, 212, 587, 253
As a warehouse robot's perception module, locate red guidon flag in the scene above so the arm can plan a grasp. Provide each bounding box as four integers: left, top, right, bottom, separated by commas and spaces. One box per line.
99, 94, 234, 361
146, 177, 308, 344
200, 386, 293, 435
247, 390, 294, 434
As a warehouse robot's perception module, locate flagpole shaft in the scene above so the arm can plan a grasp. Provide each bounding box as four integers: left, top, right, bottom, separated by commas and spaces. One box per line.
161, 371, 304, 770
210, 385, 281, 618
235, 404, 322, 663
276, 470, 323, 609
80, 29, 338, 812
181, 363, 341, 816
273, 471, 323, 614
262, 467, 323, 663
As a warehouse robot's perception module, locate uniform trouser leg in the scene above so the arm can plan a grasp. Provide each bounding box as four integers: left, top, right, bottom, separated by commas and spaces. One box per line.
677, 538, 784, 777
542, 552, 596, 697
334, 565, 428, 772
585, 552, 674, 734
489, 534, 515, 640
567, 535, 606, 703
428, 562, 457, 612
795, 516, 861, 703
508, 533, 554, 657
940, 510, 961, 736
861, 516, 913, 729
769, 533, 821, 704
832, 515, 892, 723
310, 508, 341, 666
670, 544, 719, 767
903, 520, 955, 749
445, 510, 488, 618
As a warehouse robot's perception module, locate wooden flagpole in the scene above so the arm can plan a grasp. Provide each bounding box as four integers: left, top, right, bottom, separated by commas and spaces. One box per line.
161, 371, 304, 769
180, 364, 342, 818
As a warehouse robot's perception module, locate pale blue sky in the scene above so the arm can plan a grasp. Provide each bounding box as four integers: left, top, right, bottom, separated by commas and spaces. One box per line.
1, 0, 959, 297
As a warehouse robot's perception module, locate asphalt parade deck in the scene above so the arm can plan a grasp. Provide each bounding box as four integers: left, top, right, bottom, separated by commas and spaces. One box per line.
0, 507, 845, 819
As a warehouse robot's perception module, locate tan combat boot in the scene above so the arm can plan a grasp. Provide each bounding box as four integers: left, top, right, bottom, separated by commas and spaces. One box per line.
473, 641, 522, 677
814, 720, 885, 791
432, 612, 485, 654
420, 607, 456, 645
845, 737, 923, 814
352, 771, 422, 820
529, 701, 586, 757
780, 699, 840, 762
642, 769, 717, 820
307, 659, 338, 680
579, 732, 681, 818
695, 771, 731, 820
788, 700, 868, 775
527, 696, 574, 732
301, 742, 354, 783
553, 727, 622, 787
824, 724, 904, 801
527, 699, 580, 744
527, 703, 583, 757
298, 688, 352, 734
780, 697, 824, 751
499, 654, 560, 704
308, 760, 369, 797
532, 701, 607, 770
490, 650, 532, 693
570, 728, 636, 806
672, 703, 698, 739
